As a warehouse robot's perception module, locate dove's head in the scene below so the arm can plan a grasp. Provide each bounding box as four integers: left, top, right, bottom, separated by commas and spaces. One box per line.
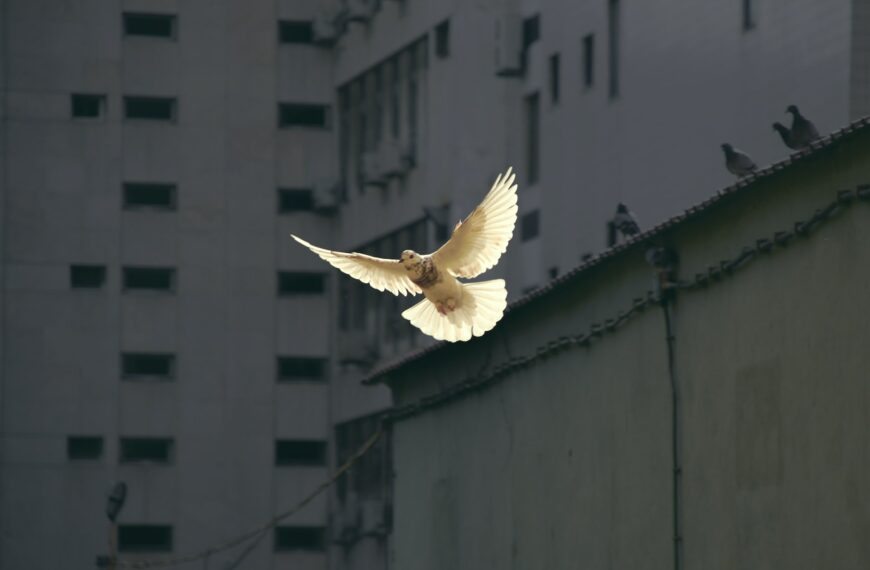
400, 250, 423, 268
786, 104, 799, 115
616, 203, 628, 214
721, 143, 734, 154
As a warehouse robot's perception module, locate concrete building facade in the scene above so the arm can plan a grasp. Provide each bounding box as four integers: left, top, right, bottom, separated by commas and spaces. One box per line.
1, 1, 336, 568
371, 119, 870, 570
327, 1, 869, 566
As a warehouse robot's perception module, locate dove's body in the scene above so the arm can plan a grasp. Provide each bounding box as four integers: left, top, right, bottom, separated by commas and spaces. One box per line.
292, 168, 518, 342
405, 258, 460, 313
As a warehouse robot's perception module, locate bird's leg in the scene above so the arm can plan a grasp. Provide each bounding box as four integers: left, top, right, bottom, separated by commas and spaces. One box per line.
434, 298, 458, 315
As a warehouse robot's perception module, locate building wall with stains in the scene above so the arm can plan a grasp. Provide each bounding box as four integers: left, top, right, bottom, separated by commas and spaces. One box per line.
383, 127, 870, 569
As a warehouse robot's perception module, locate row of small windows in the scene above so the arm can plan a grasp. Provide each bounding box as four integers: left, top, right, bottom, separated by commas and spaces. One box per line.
72, 95, 176, 120
115, 353, 327, 383
57, 183, 315, 213
67, 436, 326, 466
112, 524, 324, 553
70, 266, 326, 295
123, 11, 328, 48
68, 436, 173, 462
70, 266, 175, 290
71, 94, 328, 128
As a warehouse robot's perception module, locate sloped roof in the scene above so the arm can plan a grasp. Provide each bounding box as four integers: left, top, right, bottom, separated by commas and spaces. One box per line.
364, 115, 870, 385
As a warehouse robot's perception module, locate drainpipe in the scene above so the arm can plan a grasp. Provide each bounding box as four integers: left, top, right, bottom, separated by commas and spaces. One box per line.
662, 299, 682, 570
647, 246, 682, 570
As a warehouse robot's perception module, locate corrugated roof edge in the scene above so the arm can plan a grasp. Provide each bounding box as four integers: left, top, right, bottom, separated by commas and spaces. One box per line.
363, 115, 870, 385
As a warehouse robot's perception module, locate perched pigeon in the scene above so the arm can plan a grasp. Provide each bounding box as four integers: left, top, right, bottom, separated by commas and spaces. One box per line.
293, 168, 518, 343
786, 105, 820, 148
721, 143, 757, 177
772, 122, 801, 151
607, 203, 640, 246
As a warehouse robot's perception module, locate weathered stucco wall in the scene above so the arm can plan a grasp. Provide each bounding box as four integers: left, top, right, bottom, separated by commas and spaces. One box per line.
385, 128, 870, 569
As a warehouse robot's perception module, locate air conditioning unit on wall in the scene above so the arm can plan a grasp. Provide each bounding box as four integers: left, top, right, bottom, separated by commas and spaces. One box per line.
338, 330, 380, 366
362, 150, 387, 186
313, 11, 339, 46
379, 140, 404, 177
330, 509, 359, 546
312, 180, 341, 212
399, 137, 417, 169
494, 12, 523, 77
347, 0, 376, 23
360, 499, 388, 536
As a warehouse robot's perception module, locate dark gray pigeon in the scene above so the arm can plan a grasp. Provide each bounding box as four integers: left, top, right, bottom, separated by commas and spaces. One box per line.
786, 105, 820, 148
607, 202, 640, 246
721, 143, 757, 177
772, 122, 801, 150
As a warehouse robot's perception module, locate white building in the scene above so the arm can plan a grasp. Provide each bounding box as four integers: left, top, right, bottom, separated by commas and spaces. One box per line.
1, 0, 868, 569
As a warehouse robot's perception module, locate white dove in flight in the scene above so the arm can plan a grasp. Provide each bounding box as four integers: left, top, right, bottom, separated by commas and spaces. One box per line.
291, 167, 518, 343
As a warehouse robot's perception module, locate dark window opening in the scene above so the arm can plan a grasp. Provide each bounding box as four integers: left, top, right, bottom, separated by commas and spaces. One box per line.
607, 0, 620, 99
278, 188, 314, 213
123, 13, 176, 38
123, 183, 177, 210
582, 34, 595, 88
335, 414, 388, 503
70, 265, 106, 289
435, 20, 450, 58
521, 210, 540, 241
388, 58, 400, 139
279, 103, 329, 128
274, 526, 326, 551
372, 68, 383, 147
122, 353, 175, 379
549, 53, 560, 104
339, 88, 351, 197
124, 97, 176, 121
277, 357, 327, 382
522, 14, 540, 49
279, 20, 314, 44
71, 94, 106, 118
525, 93, 540, 185
278, 272, 325, 295
118, 525, 173, 553
275, 440, 327, 466
67, 436, 104, 460
120, 438, 173, 464
123, 267, 175, 291
742, 0, 756, 31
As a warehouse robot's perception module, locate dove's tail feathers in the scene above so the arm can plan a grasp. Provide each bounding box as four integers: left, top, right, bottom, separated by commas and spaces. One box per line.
401, 279, 508, 343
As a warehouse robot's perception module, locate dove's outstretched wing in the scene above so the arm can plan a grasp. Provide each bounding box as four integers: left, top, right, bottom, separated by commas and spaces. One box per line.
430, 167, 518, 278
291, 235, 421, 296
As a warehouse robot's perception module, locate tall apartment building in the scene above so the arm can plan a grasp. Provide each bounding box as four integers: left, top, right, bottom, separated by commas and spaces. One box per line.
0, 1, 338, 568
2, 0, 869, 569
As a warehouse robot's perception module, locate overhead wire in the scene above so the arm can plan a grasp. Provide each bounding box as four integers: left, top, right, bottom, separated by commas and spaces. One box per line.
114, 429, 384, 569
